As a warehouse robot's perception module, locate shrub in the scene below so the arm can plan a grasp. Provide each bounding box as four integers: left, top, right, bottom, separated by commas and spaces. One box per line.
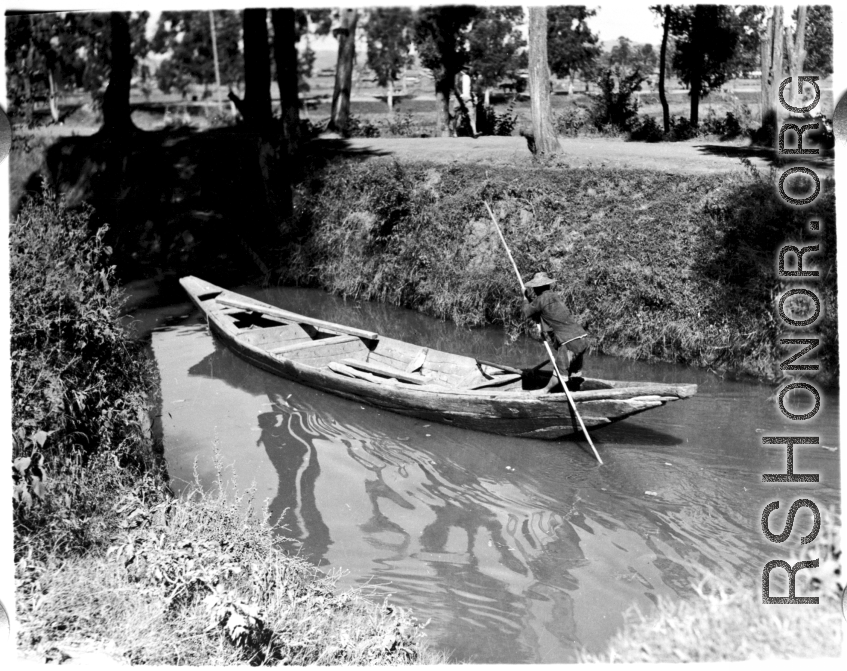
10, 191, 154, 462
347, 115, 381, 138
590, 66, 646, 131
554, 106, 592, 137
384, 111, 418, 137
628, 114, 665, 142
699, 109, 745, 139
670, 115, 699, 140
477, 101, 518, 136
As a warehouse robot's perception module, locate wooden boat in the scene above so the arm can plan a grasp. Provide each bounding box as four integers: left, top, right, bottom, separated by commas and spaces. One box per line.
180, 276, 697, 441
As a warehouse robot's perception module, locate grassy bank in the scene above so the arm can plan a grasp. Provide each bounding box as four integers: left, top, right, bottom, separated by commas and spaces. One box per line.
11, 193, 442, 665
580, 510, 843, 662
286, 157, 837, 382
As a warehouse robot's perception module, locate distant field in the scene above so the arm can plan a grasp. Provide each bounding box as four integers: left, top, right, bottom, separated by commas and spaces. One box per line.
13, 67, 834, 140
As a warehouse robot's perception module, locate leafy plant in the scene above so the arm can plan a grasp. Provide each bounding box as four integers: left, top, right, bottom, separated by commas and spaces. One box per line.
629, 114, 665, 142
590, 65, 645, 131
13, 451, 47, 516
10, 189, 154, 462
347, 114, 381, 138
477, 100, 518, 136
554, 105, 592, 137
384, 111, 417, 137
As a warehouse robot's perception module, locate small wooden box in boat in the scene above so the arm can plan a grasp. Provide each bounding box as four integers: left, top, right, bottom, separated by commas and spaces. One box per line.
179, 276, 698, 440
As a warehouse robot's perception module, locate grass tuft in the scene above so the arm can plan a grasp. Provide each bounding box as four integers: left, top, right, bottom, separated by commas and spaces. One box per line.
287, 157, 836, 382
17, 452, 444, 665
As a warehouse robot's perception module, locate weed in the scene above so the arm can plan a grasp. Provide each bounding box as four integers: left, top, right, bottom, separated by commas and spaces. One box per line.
16, 453, 444, 665
10, 190, 155, 463
288, 158, 837, 382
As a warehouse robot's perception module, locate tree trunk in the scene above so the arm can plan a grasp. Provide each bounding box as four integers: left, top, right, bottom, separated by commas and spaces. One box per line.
527, 7, 559, 154
271, 8, 300, 156
789, 6, 807, 107
102, 12, 136, 133
387, 79, 394, 115
568, 75, 574, 96
209, 11, 224, 110
760, 7, 784, 133
690, 83, 701, 126
435, 76, 452, 137
23, 43, 34, 127
47, 57, 60, 123
484, 87, 491, 107
330, 9, 358, 135
658, 5, 670, 133
242, 8, 272, 128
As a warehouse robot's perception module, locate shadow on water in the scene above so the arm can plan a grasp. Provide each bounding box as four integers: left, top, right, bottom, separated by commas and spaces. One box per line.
144, 285, 840, 663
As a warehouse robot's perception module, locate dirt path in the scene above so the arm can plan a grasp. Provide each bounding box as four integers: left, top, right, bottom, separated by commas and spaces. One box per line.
339, 135, 833, 175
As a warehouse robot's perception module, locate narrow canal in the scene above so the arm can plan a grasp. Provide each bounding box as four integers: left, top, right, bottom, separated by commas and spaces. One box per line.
127, 281, 840, 663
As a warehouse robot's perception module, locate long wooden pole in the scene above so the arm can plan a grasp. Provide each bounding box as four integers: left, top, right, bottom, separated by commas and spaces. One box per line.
484, 201, 603, 465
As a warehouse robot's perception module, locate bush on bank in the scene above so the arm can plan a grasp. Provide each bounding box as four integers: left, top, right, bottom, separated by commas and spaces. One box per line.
287, 157, 837, 382
12, 194, 441, 665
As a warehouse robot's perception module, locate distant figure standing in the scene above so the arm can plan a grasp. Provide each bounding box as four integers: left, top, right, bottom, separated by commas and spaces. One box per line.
521, 272, 589, 393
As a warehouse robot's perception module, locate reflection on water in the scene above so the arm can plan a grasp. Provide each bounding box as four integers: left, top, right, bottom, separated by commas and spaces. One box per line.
142, 284, 840, 663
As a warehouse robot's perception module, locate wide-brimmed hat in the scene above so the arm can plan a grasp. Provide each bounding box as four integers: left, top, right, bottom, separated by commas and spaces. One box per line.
525, 272, 555, 288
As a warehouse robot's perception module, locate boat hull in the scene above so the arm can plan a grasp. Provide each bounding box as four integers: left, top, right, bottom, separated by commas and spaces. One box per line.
182, 276, 697, 440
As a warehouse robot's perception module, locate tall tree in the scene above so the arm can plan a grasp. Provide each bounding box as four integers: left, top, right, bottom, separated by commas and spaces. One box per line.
466, 7, 526, 106
414, 5, 480, 137
527, 7, 559, 155
101, 12, 135, 133
670, 5, 740, 126
759, 6, 784, 132
239, 8, 272, 127
727, 5, 765, 79
803, 6, 832, 76
786, 6, 807, 108
650, 6, 672, 133
6, 14, 56, 125
633, 43, 658, 73
365, 7, 415, 114
609, 36, 635, 69
547, 6, 600, 96
272, 8, 300, 157
329, 8, 358, 135
152, 11, 243, 97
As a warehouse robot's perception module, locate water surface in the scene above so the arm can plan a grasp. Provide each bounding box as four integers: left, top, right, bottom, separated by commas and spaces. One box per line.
130, 283, 840, 663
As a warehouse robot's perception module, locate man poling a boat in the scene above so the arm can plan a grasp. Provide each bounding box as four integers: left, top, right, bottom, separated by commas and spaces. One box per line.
521, 271, 589, 394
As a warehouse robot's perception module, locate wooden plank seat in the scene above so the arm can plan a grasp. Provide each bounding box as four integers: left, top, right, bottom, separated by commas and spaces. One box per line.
340, 358, 447, 387
270, 334, 360, 355
329, 362, 402, 385
217, 294, 379, 341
